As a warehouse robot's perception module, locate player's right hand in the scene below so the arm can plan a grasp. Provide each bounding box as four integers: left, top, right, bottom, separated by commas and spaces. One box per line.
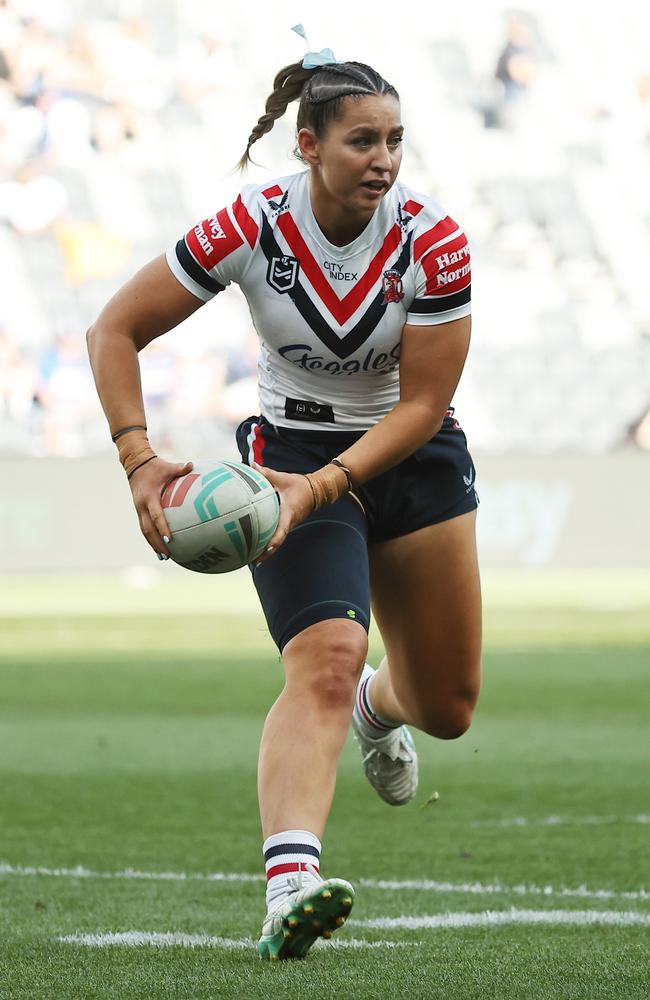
251, 462, 314, 563
128, 457, 193, 558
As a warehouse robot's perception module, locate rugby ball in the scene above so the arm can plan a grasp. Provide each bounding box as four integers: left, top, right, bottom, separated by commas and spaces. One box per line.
161, 460, 279, 573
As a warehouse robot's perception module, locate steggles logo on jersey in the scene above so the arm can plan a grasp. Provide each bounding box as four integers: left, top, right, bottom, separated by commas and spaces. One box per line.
267, 255, 300, 294
382, 270, 404, 303
279, 342, 401, 376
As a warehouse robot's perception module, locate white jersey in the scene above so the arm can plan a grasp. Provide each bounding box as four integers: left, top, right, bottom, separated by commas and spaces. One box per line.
166, 171, 471, 431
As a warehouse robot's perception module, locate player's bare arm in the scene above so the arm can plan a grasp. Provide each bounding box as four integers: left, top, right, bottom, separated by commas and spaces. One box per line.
337, 315, 471, 483
87, 256, 203, 410
86, 256, 203, 556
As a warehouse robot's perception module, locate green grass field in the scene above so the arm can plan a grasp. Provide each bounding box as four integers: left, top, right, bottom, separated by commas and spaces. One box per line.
1, 570, 648, 999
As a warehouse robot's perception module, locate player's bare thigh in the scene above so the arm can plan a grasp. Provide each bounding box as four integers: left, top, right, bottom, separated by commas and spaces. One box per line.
368, 509, 482, 738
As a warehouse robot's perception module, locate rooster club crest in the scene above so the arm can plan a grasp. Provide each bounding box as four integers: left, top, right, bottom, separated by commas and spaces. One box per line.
382, 269, 404, 303
267, 255, 300, 294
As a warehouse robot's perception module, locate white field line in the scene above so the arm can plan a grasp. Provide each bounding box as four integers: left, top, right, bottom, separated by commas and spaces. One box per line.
58, 909, 650, 948
0, 863, 263, 884
2, 861, 648, 902
58, 932, 411, 951
353, 909, 650, 930
471, 814, 650, 829
360, 877, 650, 902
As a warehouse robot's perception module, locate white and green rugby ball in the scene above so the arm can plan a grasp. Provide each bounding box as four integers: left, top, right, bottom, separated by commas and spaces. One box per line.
161, 460, 279, 573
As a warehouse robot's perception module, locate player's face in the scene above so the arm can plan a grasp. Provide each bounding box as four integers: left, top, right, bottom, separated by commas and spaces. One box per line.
301, 94, 403, 234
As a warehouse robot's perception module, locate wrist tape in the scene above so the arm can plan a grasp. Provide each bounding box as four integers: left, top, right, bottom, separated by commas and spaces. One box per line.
114, 427, 157, 479
303, 463, 350, 510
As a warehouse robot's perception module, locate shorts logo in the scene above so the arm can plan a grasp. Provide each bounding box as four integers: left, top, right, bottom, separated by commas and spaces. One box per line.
267, 255, 300, 294
382, 269, 404, 303
463, 467, 475, 493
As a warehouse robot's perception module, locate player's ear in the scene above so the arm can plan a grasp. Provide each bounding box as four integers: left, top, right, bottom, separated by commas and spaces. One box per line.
297, 127, 319, 165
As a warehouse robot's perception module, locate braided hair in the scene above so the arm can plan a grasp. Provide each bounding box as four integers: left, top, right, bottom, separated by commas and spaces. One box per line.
237, 60, 398, 170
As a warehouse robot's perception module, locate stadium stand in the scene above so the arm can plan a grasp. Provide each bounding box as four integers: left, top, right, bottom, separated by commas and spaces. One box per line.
1, 1, 648, 457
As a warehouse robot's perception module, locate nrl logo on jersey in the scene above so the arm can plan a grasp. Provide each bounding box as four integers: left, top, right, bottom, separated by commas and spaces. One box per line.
267, 255, 300, 293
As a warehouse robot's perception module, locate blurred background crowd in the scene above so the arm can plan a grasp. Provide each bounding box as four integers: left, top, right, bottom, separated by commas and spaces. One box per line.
1, 0, 649, 459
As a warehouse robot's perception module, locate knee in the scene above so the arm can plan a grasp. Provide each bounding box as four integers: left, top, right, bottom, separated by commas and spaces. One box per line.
409, 687, 479, 740
285, 622, 368, 712
421, 701, 474, 740
311, 631, 368, 709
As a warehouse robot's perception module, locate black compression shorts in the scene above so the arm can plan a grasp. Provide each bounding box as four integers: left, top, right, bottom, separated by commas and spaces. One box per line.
236, 413, 478, 652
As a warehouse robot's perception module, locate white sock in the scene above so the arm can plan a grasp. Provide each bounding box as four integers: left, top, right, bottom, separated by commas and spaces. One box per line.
263, 829, 321, 911
353, 663, 401, 739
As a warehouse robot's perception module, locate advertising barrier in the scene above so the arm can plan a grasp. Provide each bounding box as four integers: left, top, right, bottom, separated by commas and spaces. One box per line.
1, 453, 649, 572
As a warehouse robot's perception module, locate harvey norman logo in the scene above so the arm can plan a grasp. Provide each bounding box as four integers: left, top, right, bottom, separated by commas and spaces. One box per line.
435, 244, 470, 286
207, 215, 226, 240
193, 215, 226, 258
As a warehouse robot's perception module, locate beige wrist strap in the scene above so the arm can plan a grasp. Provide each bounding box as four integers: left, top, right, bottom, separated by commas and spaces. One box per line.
304, 463, 350, 510
114, 427, 157, 479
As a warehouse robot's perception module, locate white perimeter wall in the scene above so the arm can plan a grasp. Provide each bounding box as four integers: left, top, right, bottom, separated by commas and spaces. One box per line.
1, 453, 649, 572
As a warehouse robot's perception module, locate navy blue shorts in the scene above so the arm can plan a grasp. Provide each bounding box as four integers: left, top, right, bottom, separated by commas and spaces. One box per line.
236, 413, 478, 651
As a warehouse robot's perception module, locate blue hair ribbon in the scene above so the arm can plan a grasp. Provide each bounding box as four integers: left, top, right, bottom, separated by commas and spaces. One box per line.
291, 24, 337, 69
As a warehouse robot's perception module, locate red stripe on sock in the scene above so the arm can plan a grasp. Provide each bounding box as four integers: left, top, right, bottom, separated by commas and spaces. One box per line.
357, 679, 378, 727
266, 862, 320, 881
357, 678, 388, 731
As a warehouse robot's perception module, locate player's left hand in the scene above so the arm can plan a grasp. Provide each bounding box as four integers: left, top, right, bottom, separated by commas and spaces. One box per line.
251, 462, 313, 563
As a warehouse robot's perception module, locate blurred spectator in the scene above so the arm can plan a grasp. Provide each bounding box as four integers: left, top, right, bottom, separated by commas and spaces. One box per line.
495, 16, 537, 98
0, 162, 67, 232
0, 323, 39, 450
36, 332, 99, 455
492, 14, 539, 128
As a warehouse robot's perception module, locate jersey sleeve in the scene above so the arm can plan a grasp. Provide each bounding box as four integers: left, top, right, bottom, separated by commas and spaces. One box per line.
165, 185, 261, 302
406, 213, 471, 326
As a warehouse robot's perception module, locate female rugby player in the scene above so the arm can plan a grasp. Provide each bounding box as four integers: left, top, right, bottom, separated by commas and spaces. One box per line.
87, 43, 481, 961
